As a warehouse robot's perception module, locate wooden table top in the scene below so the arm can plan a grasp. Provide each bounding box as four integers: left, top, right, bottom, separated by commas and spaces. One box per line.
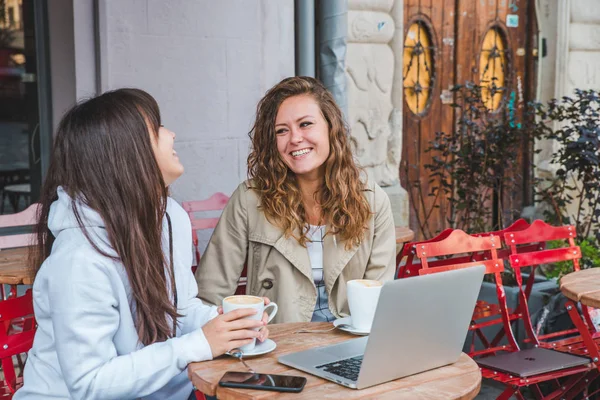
188, 322, 481, 399
0, 247, 35, 285
560, 268, 600, 308
395, 227, 414, 244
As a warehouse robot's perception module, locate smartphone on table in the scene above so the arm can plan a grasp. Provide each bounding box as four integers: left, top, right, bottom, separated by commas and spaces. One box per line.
218, 371, 307, 393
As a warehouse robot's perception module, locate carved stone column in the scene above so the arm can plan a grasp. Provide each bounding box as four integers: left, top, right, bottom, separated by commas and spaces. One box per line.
346, 0, 408, 227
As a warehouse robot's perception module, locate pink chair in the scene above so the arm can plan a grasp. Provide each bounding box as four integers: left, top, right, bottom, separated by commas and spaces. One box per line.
0, 204, 39, 300
182, 194, 232, 400
181, 193, 229, 272
0, 203, 38, 250
181, 193, 248, 294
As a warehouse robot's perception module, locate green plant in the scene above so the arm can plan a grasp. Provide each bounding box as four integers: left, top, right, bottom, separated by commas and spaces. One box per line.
534, 90, 600, 260
408, 82, 541, 238
542, 238, 600, 279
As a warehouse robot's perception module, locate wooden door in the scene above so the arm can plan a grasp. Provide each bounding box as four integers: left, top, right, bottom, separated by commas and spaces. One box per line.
400, 0, 536, 238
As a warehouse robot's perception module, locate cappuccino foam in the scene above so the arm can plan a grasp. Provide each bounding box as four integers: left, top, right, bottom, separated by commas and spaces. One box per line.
353, 279, 383, 288
224, 295, 262, 305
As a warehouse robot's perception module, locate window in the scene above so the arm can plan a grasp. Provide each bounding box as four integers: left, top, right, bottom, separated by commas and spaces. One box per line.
479, 27, 509, 111
403, 20, 436, 116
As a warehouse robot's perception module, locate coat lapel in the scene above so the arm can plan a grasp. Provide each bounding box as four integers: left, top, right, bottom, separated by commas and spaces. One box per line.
248, 217, 313, 282
323, 228, 360, 293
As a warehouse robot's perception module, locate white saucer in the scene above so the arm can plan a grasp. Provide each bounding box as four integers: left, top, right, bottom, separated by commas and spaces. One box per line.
333, 317, 370, 336
227, 338, 277, 358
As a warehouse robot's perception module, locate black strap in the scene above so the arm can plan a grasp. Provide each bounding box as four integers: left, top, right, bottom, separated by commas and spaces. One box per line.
166, 212, 178, 336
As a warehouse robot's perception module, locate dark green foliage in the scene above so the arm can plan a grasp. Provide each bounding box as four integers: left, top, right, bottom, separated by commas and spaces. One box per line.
413, 82, 541, 237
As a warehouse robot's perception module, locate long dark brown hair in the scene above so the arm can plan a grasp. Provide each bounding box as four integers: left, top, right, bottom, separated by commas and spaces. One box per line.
31, 88, 179, 345
247, 76, 371, 249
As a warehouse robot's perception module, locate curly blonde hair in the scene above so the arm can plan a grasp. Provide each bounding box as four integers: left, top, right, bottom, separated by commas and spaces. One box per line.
247, 76, 371, 249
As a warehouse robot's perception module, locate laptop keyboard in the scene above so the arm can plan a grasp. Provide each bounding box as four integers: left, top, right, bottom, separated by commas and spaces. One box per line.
316, 355, 363, 382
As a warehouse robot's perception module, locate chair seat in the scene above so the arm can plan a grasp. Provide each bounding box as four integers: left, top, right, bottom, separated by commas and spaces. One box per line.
544, 332, 600, 355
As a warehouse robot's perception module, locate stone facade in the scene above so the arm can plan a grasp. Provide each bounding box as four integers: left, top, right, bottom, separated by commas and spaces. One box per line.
346, 0, 408, 227
533, 0, 600, 221
536, 0, 600, 175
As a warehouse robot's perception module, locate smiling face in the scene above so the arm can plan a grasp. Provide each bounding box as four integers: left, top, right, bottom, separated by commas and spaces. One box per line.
275, 95, 330, 181
151, 125, 184, 186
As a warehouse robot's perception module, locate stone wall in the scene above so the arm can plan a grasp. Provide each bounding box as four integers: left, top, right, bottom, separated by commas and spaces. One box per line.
346, 0, 408, 227
536, 0, 600, 175
533, 0, 600, 223
566, 0, 600, 93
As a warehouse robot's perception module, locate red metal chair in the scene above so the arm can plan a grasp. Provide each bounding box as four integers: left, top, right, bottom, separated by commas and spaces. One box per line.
505, 220, 594, 350
182, 193, 246, 295
417, 229, 595, 399
399, 220, 533, 349
416, 230, 518, 357
0, 289, 36, 399
397, 218, 532, 279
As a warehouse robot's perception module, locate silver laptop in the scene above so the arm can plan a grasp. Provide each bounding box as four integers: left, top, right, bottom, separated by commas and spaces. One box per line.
278, 265, 485, 389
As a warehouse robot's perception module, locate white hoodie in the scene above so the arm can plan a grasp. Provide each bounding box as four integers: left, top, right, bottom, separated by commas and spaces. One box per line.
15, 187, 218, 400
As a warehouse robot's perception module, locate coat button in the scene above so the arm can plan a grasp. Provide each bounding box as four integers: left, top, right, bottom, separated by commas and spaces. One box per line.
262, 279, 274, 289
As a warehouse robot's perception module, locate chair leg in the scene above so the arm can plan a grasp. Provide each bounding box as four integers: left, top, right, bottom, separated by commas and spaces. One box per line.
581, 304, 596, 334
566, 301, 600, 367
497, 386, 519, 400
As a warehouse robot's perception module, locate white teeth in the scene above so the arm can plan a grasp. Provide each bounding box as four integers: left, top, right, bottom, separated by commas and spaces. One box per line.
291, 149, 311, 157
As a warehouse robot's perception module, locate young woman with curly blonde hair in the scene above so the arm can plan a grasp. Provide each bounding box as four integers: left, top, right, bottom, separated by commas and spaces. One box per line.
196, 76, 396, 323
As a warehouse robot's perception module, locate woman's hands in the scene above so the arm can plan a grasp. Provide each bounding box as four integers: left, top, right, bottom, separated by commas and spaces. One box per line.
202, 308, 265, 358
202, 297, 272, 357
258, 297, 271, 343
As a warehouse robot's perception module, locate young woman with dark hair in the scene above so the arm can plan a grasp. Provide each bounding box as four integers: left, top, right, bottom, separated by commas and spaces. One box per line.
15, 88, 269, 400
196, 77, 396, 323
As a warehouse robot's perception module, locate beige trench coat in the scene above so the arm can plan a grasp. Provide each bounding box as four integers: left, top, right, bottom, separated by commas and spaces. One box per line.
196, 180, 396, 323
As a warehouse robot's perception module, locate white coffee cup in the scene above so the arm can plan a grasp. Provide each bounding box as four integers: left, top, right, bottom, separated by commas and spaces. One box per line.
222, 295, 278, 352
347, 279, 383, 332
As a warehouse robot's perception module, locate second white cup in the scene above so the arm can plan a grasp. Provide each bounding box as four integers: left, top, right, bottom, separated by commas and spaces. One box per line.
347, 279, 382, 332
222, 295, 278, 352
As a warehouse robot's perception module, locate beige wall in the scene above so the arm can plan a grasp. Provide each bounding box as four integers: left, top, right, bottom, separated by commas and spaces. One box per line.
534, 0, 600, 226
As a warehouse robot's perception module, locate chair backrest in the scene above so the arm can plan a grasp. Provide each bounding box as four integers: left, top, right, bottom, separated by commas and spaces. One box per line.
397, 219, 535, 279
397, 228, 455, 278
504, 220, 583, 345
182, 193, 247, 295
0, 203, 39, 250
417, 230, 504, 275
182, 193, 230, 264
0, 290, 36, 395
505, 220, 580, 270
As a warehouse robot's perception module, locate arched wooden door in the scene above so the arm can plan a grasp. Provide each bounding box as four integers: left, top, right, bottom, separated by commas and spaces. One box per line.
400, 0, 536, 238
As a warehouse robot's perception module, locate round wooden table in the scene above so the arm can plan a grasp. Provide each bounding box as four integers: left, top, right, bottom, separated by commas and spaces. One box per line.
0, 247, 35, 285
560, 268, 600, 307
188, 322, 481, 399
395, 227, 414, 244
